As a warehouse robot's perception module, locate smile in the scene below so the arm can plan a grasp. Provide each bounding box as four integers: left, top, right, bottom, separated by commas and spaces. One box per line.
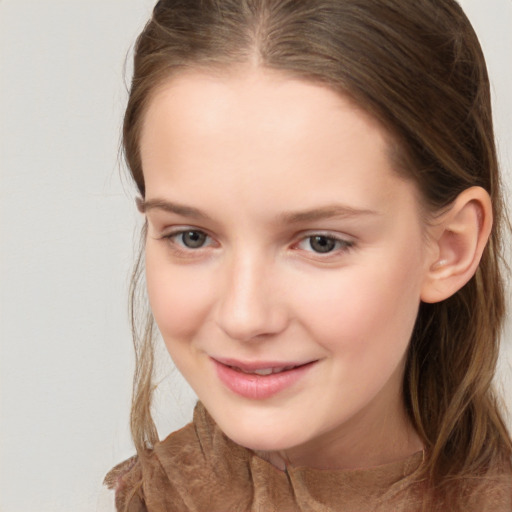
211, 358, 317, 400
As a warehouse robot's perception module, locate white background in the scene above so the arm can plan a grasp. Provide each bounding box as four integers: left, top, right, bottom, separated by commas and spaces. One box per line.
0, 1, 511, 511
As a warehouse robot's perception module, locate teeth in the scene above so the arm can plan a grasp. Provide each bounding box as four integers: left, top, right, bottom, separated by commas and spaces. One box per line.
233, 366, 290, 376
253, 368, 274, 376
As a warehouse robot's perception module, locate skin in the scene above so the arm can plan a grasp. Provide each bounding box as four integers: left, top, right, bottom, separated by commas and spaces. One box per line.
139, 68, 434, 470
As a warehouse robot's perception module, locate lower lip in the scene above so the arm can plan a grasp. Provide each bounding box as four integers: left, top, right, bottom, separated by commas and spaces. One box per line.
213, 359, 316, 400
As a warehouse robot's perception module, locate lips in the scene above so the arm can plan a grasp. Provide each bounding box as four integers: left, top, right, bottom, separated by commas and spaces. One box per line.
212, 357, 316, 399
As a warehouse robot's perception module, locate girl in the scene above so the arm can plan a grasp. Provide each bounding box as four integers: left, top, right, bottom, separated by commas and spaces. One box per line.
105, 0, 512, 510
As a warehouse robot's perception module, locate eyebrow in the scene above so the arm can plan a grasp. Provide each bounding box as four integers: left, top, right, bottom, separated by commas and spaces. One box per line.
279, 205, 380, 223
139, 198, 380, 223
139, 198, 211, 219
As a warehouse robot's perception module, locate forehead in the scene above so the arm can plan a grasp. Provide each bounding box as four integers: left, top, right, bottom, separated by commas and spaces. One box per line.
140, 68, 421, 221
143, 68, 379, 138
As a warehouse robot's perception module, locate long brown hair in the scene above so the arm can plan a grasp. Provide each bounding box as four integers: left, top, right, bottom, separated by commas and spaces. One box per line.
123, 0, 511, 506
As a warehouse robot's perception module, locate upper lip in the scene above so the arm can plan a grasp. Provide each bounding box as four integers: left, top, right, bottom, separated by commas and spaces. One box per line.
211, 357, 316, 372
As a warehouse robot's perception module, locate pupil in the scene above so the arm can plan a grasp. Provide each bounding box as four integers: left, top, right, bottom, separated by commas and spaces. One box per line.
183, 231, 206, 248
310, 236, 335, 253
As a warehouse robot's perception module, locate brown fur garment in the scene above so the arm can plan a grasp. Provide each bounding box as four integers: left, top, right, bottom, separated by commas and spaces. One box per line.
105, 403, 511, 512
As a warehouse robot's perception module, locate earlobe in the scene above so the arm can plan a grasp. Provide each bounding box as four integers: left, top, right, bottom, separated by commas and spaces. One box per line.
420, 187, 492, 304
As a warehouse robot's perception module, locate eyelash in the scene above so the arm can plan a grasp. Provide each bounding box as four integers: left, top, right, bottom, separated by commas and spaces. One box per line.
159, 228, 355, 258
159, 229, 217, 257
293, 233, 355, 255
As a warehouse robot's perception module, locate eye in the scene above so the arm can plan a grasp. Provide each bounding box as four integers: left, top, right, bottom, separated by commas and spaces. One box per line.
309, 235, 337, 253
163, 229, 213, 250
296, 234, 354, 254
179, 230, 208, 249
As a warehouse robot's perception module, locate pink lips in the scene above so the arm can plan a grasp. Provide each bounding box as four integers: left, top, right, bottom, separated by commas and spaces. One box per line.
212, 358, 316, 400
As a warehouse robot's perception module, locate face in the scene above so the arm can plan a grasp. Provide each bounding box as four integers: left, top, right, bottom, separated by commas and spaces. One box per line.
140, 68, 432, 468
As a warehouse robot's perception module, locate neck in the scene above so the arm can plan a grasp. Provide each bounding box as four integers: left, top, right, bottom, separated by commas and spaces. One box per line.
257, 393, 423, 471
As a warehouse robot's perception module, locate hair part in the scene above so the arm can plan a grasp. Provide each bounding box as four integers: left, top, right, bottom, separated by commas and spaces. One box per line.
124, 0, 511, 507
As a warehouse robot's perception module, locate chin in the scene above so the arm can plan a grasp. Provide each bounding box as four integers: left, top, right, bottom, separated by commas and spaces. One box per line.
229, 430, 298, 453
213, 410, 306, 453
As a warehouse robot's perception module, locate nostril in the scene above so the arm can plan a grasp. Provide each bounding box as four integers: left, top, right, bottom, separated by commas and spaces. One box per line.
216, 301, 288, 342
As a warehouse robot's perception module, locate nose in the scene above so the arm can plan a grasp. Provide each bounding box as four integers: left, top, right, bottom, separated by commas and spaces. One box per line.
215, 252, 288, 342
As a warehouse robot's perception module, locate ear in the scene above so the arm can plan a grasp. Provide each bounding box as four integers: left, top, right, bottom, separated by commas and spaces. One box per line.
420, 186, 492, 304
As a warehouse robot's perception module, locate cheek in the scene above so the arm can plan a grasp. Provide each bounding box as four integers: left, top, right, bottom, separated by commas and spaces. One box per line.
290, 258, 422, 357
145, 245, 214, 342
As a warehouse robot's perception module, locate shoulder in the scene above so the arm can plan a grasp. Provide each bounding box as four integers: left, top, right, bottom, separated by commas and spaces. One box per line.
104, 455, 146, 512
103, 404, 254, 512
103, 420, 200, 512
102, 404, 221, 512
476, 460, 512, 511
451, 457, 512, 511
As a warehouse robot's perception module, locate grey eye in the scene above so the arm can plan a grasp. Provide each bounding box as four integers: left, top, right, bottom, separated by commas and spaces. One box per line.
181, 230, 207, 248
309, 235, 336, 253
